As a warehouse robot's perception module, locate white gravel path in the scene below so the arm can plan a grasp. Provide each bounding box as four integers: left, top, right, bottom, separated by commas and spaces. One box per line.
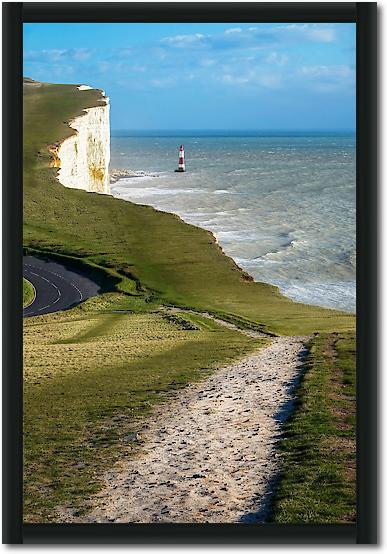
75, 335, 308, 523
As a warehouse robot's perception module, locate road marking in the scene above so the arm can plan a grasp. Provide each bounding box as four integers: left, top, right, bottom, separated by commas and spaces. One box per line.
23, 270, 61, 312
24, 263, 83, 301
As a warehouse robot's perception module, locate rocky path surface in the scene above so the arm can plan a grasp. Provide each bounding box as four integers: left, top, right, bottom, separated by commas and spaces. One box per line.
74, 335, 308, 523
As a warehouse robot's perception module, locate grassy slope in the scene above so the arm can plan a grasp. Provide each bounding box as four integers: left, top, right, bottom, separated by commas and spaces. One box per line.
23, 82, 355, 336
23, 81, 356, 522
270, 331, 356, 523
23, 277, 35, 307
24, 298, 264, 521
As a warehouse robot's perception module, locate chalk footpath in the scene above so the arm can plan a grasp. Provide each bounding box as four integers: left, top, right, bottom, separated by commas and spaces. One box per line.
70, 335, 308, 523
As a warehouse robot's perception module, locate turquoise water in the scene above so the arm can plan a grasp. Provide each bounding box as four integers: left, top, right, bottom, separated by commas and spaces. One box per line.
110, 133, 356, 313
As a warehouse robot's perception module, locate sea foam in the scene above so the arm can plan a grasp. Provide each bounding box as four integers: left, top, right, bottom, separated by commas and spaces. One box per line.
110, 133, 356, 313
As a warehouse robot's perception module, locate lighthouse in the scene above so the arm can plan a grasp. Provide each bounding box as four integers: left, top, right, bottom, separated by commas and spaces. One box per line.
175, 145, 185, 172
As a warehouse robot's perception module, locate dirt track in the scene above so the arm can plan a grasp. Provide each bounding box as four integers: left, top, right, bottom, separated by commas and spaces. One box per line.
71, 335, 308, 523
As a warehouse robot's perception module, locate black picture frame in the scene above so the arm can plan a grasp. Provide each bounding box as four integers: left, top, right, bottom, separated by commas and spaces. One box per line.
2, 2, 377, 545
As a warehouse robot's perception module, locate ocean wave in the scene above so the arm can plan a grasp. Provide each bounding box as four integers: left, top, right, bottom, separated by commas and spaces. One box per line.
182, 211, 232, 218
110, 135, 355, 312
250, 236, 309, 263
215, 230, 262, 243
226, 169, 250, 176
110, 169, 161, 186
112, 186, 204, 198
213, 189, 232, 194
272, 279, 356, 313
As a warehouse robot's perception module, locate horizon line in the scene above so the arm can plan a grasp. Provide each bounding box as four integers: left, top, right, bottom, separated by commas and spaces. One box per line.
111, 128, 356, 134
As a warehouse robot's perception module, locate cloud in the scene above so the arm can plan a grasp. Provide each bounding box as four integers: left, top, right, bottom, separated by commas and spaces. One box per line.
149, 76, 176, 88
300, 64, 354, 81
23, 23, 353, 101
161, 33, 207, 48
222, 74, 250, 85
225, 28, 242, 34
200, 58, 216, 67
222, 69, 282, 89
301, 64, 352, 76
71, 49, 91, 61
259, 74, 282, 88
160, 23, 338, 55
115, 48, 132, 58
264, 52, 288, 66
243, 24, 337, 47
24, 48, 92, 62
299, 64, 355, 92
283, 24, 336, 43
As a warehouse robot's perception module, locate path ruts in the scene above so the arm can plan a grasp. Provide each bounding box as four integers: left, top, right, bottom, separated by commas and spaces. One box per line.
69, 335, 308, 523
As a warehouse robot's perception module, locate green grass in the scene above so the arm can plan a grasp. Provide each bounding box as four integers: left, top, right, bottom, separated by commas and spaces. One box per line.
23, 277, 35, 308
23, 304, 265, 522
23, 80, 356, 523
23, 80, 355, 336
270, 331, 356, 523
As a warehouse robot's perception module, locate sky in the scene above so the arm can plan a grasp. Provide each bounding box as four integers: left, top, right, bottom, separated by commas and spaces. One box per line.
23, 23, 356, 132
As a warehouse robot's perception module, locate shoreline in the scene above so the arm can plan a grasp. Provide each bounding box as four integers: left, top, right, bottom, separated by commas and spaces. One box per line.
110, 168, 160, 184
23, 79, 356, 524
109, 169, 356, 316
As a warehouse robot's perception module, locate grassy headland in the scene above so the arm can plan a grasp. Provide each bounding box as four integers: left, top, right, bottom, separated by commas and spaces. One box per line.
23, 81, 354, 336
270, 331, 356, 523
23, 80, 356, 522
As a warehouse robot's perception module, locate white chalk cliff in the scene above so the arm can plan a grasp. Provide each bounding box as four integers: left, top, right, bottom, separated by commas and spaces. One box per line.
53, 87, 110, 194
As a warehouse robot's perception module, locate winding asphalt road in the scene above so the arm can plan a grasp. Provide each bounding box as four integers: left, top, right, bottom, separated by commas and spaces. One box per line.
23, 256, 101, 317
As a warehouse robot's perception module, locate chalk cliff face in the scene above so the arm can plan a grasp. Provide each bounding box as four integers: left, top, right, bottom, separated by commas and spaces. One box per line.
55, 88, 110, 194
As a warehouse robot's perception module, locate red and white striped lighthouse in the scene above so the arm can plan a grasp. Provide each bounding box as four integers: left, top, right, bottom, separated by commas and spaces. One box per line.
176, 145, 185, 172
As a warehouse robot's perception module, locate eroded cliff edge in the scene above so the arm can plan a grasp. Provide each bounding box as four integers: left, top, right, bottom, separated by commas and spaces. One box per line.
53, 86, 110, 194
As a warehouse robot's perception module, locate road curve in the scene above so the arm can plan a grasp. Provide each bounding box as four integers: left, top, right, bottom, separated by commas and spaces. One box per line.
23, 256, 101, 317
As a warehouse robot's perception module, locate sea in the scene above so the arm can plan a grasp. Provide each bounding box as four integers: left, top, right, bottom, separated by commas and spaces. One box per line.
110, 131, 356, 314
